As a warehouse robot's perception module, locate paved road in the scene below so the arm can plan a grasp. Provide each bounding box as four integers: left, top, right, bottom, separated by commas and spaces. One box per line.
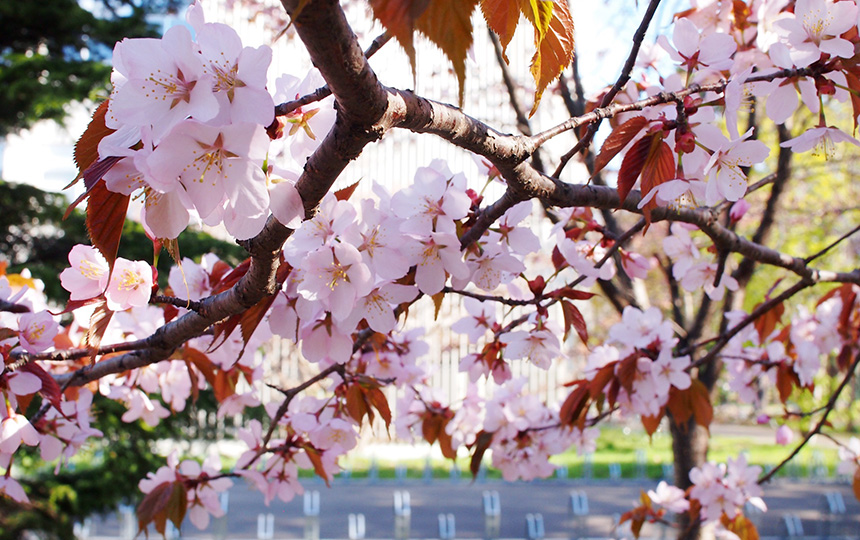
86, 478, 860, 539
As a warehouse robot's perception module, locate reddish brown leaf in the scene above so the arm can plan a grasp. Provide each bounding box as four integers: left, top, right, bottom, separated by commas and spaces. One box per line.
689, 379, 713, 430
20, 362, 63, 413
753, 300, 784, 343
723, 513, 760, 540
85, 300, 114, 361
51, 296, 104, 316
415, 0, 480, 104
86, 180, 129, 267
666, 386, 693, 429
240, 295, 278, 346
480, 0, 521, 61
368, 0, 431, 69
854, 468, 860, 502
775, 364, 797, 403
334, 179, 362, 202
559, 383, 589, 426
549, 287, 596, 301
528, 0, 574, 116
366, 387, 392, 430
213, 369, 240, 403
431, 291, 445, 320
437, 420, 458, 459
617, 136, 652, 206
212, 258, 251, 294
72, 101, 114, 188
641, 410, 664, 437
593, 116, 649, 176
844, 70, 860, 134
137, 482, 177, 537
303, 444, 332, 486
615, 352, 640, 394
422, 415, 442, 445
588, 363, 616, 398
165, 482, 188, 533
560, 299, 588, 345
638, 138, 675, 223
346, 384, 369, 425
469, 430, 494, 478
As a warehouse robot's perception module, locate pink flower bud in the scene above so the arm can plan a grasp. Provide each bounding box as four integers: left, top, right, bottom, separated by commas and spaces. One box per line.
776, 425, 794, 446
730, 199, 751, 222
756, 413, 770, 425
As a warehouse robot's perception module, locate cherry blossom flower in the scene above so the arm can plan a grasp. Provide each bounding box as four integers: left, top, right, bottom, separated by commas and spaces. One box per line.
451, 298, 497, 342
274, 71, 336, 163
657, 17, 736, 74
648, 481, 690, 513
402, 231, 470, 295
700, 127, 770, 204
0, 410, 40, 455
17, 311, 58, 354
105, 258, 153, 312
195, 22, 275, 126
836, 437, 860, 475
391, 161, 470, 235
107, 25, 218, 138
0, 476, 28, 503
650, 349, 692, 397
341, 283, 418, 334
500, 320, 562, 370
146, 120, 270, 239
60, 245, 109, 301
773, 0, 858, 67
780, 125, 860, 158
298, 243, 373, 322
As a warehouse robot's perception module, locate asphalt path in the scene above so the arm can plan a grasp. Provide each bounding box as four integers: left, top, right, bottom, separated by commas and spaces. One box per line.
86, 478, 860, 539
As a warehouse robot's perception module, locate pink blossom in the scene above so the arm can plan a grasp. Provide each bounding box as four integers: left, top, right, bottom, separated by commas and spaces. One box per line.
402, 231, 470, 295
298, 243, 373, 322
0, 476, 28, 503
500, 322, 562, 370
309, 418, 358, 455
650, 349, 692, 397
773, 0, 858, 67
60, 244, 109, 300
451, 298, 497, 342
837, 437, 860, 475
17, 311, 59, 354
657, 17, 736, 73
775, 425, 794, 446
274, 71, 336, 162
196, 22, 275, 126
729, 199, 751, 223
0, 411, 40, 454
107, 25, 218, 138
620, 251, 654, 280
701, 127, 770, 204
341, 283, 418, 334
648, 481, 690, 513
105, 258, 153, 311
780, 125, 860, 158
146, 120, 270, 239
391, 161, 470, 235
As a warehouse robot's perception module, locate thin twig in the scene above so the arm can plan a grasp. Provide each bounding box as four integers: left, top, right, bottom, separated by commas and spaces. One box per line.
0, 299, 30, 314
442, 287, 540, 307
552, 0, 664, 178
804, 222, 860, 264
758, 350, 860, 485
151, 295, 204, 313
274, 31, 390, 117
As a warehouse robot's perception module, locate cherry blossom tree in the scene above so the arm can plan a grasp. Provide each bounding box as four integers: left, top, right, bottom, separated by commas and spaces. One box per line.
3, 0, 860, 539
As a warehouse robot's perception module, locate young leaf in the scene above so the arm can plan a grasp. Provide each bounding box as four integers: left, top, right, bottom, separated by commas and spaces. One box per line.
753, 300, 784, 343
85, 300, 114, 361
638, 138, 675, 224
617, 135, 652, 206
368, 0, 432, 76
560, 299, 588, 345
335, 179, 362, 201
86, 179, 130, 267
527, 0, 574, 116
20, 362, 64, 413
366, 387, 392, 430
593, 116, 649, 176
480, 0, 521, 61
689, 379, 713, 430
469, 430, 494, 478
72, 101, 114, 189
415, 0, 480, 105
518, 0, 553, 45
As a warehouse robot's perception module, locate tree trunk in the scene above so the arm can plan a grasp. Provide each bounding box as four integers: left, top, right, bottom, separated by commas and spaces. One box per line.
671, 418, 710, 540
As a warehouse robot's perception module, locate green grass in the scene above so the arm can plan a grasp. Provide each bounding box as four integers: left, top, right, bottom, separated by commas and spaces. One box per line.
329, 426, 842, 481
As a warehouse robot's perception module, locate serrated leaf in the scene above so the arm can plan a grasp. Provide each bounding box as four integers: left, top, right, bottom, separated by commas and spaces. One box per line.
346, 384, 369, 425
666, 386, 693, 429
617, 136, 652, 206
71, 101, 114, 189
137, 482, 174, 537
438, 422, 457, 459
560, 299, 588, 345
166, 482, 188, 533
593, 116, 649, 176
431, 291, 445, 320
528, 0, 574, 116
303, 444, 332, 486
86, 180, 129, 267
753, 300, 784, 343
559, 383, 588, 426
518, 0, 553, 43
422, 414, 442, 445
641, 411, 663, 437
368, 0, 432, 76
639, 137, 675, 225
85, 300, 114, 361
845, 69, 860, 134
415, 0, 479, 105
366, 387, 392, 430
480, 0, 521, 61
213, 369, 240, 403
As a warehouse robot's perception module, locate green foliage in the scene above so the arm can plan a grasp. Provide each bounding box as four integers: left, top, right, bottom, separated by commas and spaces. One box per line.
0, 180, 247, 302
0, 1, 184, 136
